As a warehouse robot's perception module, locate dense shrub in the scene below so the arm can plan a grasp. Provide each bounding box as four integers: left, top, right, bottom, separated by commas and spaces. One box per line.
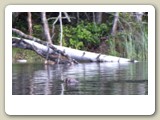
62, 21, 109, 50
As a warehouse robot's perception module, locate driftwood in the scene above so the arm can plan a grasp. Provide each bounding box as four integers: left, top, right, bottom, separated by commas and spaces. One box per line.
12, 28, 137, 64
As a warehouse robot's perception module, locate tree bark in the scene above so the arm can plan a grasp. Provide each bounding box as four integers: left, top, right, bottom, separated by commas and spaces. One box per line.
95, 12, 102, 24
12, 37, 137, 63
77, 12, 80, 23
111, 12, 119, 35
63, 12, 71, 22
41, 12, 52, 44
59, 12, 63, 46
27, 12, 33, 35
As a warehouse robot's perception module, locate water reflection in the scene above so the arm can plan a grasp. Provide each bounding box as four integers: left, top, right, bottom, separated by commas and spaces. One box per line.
12, 62, 148, 95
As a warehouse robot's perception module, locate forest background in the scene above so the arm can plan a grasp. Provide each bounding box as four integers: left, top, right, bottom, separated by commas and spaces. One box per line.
12, 12, 148, 63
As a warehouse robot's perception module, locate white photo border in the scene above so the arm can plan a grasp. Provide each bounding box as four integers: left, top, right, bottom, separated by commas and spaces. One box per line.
5, 5, 155, 115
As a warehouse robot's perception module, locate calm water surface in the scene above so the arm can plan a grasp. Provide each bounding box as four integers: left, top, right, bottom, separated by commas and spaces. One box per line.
12, 62, 148, 95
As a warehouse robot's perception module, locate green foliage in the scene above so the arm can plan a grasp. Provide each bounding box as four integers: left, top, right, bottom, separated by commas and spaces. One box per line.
106, 21, 148, 61
62, 21, 109, 50
14, 20, 28, 32
12, 12, 148, 61
33, 24, 43, 38
107, 38, 119, 56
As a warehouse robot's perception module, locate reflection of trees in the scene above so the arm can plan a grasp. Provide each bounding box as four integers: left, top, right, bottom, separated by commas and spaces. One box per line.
30, 64, 73, 95
13, 64, 72, 95
108, 80, 148, 95
12, 62, 148, 95
12, 64, 38, 95
28, 65, 53, 95
72, 63, 148, 95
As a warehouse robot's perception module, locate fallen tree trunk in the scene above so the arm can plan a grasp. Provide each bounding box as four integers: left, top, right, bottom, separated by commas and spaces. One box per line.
12, 37, 78, 64
12, 28, 137, 63
12, 37, 137, 63
54, 45, 137, 62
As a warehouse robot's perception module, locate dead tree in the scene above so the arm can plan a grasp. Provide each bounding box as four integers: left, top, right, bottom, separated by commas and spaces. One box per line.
41, 12, 52, 44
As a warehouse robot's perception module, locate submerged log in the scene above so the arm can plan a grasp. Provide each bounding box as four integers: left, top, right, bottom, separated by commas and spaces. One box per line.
12, 37, 138, 63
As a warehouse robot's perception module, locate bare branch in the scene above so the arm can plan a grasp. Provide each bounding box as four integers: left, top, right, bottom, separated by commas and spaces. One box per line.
63, 12, 71, 22
47, 17, 75, 21
12, 28, 41, 42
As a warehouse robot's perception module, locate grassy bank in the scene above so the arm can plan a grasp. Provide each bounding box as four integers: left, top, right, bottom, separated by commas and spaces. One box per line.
12, 48, 45, 63
106, 22, 148, 61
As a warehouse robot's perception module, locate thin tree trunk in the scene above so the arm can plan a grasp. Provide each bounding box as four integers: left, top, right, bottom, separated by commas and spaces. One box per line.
77, 12, 79, 23
93, 12, 96, 23
111, 12, 119, 35
41, 12, 52, 44
27, 12, 33, 35
59, 12, 63, 46
95, 12, 102, 24
51, 12, 71, 41
84, 12, 90, 20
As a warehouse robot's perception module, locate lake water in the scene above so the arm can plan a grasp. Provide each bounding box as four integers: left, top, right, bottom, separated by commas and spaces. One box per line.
12, 62, 148, 95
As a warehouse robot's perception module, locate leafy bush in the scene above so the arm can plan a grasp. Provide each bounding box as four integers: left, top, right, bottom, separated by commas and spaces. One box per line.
62, 21, 109, 50
33, 24, 43, 39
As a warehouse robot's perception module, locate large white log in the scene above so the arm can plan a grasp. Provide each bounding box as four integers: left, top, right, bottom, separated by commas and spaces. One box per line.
54, 45, 136, 62
13, 37, 138, 63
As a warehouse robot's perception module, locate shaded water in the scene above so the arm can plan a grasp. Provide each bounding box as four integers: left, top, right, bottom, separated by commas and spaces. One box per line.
12, 62, 148, 95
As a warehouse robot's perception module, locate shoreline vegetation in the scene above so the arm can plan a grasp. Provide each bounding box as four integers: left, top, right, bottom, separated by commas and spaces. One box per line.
12, 48, 45, 63
12, 12, 148, 63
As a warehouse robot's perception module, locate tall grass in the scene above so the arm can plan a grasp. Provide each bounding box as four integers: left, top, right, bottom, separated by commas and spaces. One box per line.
107, 13, 148, 61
